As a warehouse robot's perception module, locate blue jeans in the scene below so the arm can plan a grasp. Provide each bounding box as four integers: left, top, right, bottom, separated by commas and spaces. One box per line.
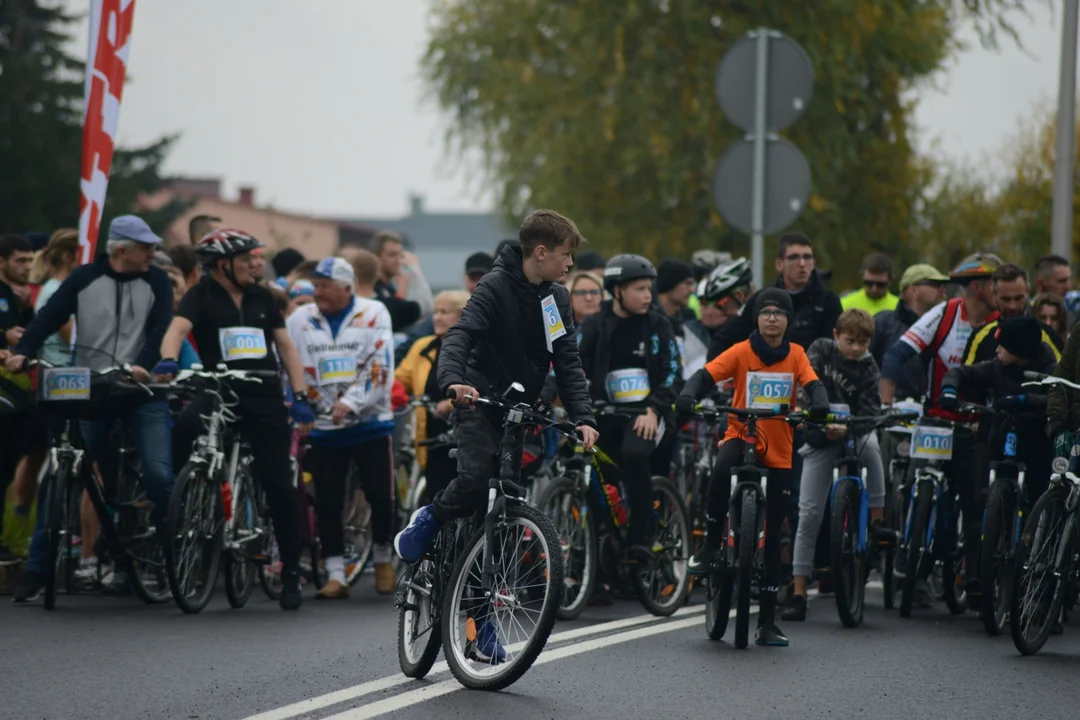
26, 401, 174, 576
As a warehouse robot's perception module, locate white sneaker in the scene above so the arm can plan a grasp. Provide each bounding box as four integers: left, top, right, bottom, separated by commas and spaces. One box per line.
101, 567, 130, 595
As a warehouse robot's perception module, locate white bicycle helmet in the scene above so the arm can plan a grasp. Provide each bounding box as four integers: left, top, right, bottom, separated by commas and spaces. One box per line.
698, 257, 752, 303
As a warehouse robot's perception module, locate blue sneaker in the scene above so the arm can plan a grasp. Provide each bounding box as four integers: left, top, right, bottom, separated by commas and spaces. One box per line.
394, 505, 440, 563
471, 619, 507, 664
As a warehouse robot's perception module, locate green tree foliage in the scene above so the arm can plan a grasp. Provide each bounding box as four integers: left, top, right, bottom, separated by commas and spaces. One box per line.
0, 0, 180, 237
423, 0, 1035, 284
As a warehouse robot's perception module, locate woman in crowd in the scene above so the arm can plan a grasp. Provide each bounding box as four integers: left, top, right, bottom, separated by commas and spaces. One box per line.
1034, 292, 1069, 346
394, 290, 469, 503
568, 271, 604, 324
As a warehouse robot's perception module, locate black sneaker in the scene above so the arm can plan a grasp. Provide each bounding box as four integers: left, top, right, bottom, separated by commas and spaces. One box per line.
755, 621, 789, 647
780, 594, 807, 622
279, 567, 303, 610
13, 570, 44, 603
0, 544, 22, 566
870, 519, 895, 547
687, 546, 717, 576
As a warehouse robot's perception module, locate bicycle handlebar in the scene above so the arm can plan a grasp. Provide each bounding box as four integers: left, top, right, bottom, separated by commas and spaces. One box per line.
27, 359, 157, 397
786, 409, 920, 427
1023, 371, 1080, 393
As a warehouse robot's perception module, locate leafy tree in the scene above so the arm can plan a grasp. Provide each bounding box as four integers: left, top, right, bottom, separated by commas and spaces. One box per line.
423, 0, 1037, 284
0, 0, 180, 238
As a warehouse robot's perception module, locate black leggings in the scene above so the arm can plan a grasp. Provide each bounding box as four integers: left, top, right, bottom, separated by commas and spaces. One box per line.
596, 415, 658, 547
173, 392, 300, 569
304, 435, 395, 556
706, 439, 795, 626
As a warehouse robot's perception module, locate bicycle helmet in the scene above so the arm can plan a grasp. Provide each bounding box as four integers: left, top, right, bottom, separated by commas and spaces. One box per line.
603, 254, 657, 295
698, 257, 752, 303
691, 249, 732, 279
949, 252, 1002, 281
195, 228, 264, 261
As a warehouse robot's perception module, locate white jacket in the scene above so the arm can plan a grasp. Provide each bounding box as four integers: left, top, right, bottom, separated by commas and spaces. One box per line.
285, 297, 394, 433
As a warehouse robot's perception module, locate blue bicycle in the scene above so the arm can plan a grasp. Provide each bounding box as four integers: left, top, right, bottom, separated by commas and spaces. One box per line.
795, 408, 918, 626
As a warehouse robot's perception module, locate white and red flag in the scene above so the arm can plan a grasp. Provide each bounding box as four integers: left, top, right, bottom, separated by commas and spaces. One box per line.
78, 0, 136, 264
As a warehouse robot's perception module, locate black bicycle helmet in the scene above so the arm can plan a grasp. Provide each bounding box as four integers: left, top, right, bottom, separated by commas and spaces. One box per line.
698, 257, 752, 303
603, 254, 657, 295
195, 228, 263, 261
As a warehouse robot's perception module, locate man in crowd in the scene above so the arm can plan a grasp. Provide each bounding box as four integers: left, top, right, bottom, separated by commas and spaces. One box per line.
167, 244, 202, 289
372, 230, 434, 332
655, 259, 697, 335
0, 234, 35, 564
869, 263, 948, 400
272, 247, 307, 287
575, 251, 606, 274
841, 253, 899, 316
963, 263, 1062, 366
1034, 254, 1071, 298
188, 214, 221, 244
708, 233, 842, 360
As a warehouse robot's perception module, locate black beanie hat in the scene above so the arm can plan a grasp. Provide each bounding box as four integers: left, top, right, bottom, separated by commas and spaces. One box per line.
996, 316, 1042, 358
272, 247, 306, 278
576, 251, 606, 272
755, 287, 795, 318
656, 259, 694, 294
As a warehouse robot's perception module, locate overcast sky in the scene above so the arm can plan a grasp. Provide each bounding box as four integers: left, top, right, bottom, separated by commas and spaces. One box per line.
66, 1, 1069, 218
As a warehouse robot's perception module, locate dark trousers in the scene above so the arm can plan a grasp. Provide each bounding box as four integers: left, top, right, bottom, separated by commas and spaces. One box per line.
597, 415, 658, 547
423, 445, 457, 506
432, 408, 501, 522
304, 435, 394, 555
705, 438, 795, 626
174, 392, 300, 569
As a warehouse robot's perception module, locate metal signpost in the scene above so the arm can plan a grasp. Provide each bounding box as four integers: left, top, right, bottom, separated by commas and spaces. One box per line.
714, 29, 815, 288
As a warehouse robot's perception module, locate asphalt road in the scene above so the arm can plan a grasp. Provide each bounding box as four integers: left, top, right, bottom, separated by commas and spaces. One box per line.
3, 579, 1079, 720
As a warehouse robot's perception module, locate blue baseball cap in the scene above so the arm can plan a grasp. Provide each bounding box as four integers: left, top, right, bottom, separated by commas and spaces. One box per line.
311, 257, 355, 285
108, 215, 164, 246
289, 279, 315, 299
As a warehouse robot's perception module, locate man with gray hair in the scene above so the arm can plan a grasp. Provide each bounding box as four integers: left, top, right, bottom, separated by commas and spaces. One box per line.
286, 257, 398, 598
6, 215, 175, 602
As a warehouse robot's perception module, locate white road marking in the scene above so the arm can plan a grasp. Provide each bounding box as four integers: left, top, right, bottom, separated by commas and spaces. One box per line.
240, 604, 706, 720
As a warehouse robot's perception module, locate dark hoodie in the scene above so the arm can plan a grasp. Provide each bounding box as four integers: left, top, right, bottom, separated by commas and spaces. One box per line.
803, 338, 881, 448
436, 245, 596, 428
707, 269, 842, 361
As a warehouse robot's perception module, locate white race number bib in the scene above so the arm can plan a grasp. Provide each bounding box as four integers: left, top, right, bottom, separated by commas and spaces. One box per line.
218, 327, 268, 362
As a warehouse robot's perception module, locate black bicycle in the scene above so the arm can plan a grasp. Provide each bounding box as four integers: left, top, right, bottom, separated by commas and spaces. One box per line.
396, 383, 568, 691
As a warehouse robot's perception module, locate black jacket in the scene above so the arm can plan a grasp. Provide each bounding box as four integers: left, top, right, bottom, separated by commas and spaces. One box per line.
871, 300, 925, 400
577, 302, 681, 417
961, 315, 1063, 367
437, 246, 595, 428
804, 338, 881, 448
707, 270, 842, 361
943, 344, 1056, 452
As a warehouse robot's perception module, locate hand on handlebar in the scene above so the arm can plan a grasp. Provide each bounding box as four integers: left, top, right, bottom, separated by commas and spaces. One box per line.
447, 384, 480, 408
674, 394, 695, 426
3, 353, 25, 373
807, 402, 831, 423
577, 423, 599, 452
825, 423, 847, 441
939, 386, 959, 412
129, 365, 151, 384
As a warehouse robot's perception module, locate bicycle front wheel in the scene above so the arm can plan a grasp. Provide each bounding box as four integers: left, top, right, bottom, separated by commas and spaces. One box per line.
831, 478, 865, 628
224, 470, 258, 609
734, 489, 756, 649
633, 477, 690, 617
979, 479, 1017, 635
899, 481, 932, 619
165, 463, 224, 614
1011, 487, 1070, 656
442, 502, 563, 691
43, 458, 73, 611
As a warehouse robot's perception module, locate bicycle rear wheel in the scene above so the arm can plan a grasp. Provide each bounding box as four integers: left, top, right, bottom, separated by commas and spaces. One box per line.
633, 477, 690, 617
258, 487, 283, 600
899, 481, 932, 619
734, 489, 756, 649
442, 502, 562, 691
536, 475, 596, 620
1011, 487, 1070, 655
831, 478, 865, 628
224, 470, 258, 609
165, 463, 224, 614
343, 465, 374, 586
398, 558, 442, 678
979, 479, 1016, 635
43, 458, 73, 611
942, 507, 968, 615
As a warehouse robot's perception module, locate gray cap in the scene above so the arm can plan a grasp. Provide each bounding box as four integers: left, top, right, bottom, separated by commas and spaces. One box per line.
108, 215, 164, 246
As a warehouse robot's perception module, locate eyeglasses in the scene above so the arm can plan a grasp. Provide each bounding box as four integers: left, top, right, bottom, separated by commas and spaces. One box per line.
784, 253, 814, 263
863, 280, 889, 290
758, 310, 786, 320
572, 288, 602, 298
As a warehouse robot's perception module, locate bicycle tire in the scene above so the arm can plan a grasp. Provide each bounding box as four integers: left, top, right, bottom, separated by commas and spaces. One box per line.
442, 502, 563, 691
165, 463, 224, 614
43, 458, 72, 611
979, 478, 1016, 635
398, 558, 442, 678
258, 487, 283, 600
831, 478, 865, 628
60, 474, 80, 596
633, 477, 691, 617
224, 471, 258, 609
536, 475, 596, 621
343, 465, 374, 587
1011, 486, 1070, 655
705, 537, 734, 640
899, 480, 933, 618
941, 506, 968, 615
882, 480, 903, 610
734, 489, 756, 649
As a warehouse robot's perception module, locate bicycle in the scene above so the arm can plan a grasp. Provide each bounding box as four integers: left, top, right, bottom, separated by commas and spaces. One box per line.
164, 366, 280, 614
673, 399, 725, 565
1008, 371, 1080, 655
880, 398, 923, 610
536, 401, 691, 619
896, 413, 970, 618
699, 403, 789, 649
32, 360, 172, 610
396, 383, 567, 691
790, 408, 919, 627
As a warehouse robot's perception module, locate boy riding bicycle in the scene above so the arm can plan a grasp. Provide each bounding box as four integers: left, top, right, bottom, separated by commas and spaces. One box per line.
676, 288, 830, 646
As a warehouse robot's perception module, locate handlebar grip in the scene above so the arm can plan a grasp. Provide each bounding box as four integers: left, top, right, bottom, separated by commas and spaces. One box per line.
1023, 370, 1047, 381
